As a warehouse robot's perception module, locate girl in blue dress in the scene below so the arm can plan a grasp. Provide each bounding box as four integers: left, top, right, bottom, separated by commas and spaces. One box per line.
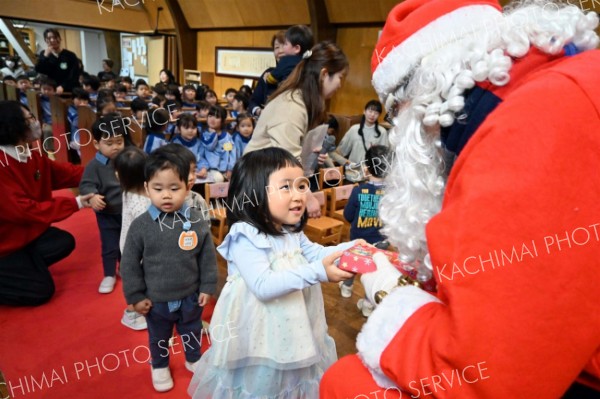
189, 147, 360, 398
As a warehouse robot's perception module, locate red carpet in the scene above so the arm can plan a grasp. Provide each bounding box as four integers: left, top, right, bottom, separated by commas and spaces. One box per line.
0, 190, 213, 399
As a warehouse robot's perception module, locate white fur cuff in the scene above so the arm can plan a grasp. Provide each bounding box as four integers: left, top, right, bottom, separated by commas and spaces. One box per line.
356, 285, 442, 388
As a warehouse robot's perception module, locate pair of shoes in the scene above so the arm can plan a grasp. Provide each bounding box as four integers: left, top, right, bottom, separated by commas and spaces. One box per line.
151, 367, 174, 392
357, 298, 375, 317
98, 276, 116, 294
121, 310, 147, 330
338, 281, 353, 298
185, 359, 200, 373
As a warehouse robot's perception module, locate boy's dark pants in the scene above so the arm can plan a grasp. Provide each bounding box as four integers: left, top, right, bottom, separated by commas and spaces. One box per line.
145, 293, 203, 369
95, 213, 121, 276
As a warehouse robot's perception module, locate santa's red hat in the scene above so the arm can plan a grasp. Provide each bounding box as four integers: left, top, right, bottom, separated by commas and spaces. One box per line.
372, 0, 503, 102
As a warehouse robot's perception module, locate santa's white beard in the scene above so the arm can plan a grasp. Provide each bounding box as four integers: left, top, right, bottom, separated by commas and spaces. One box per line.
380, 105, 445, 269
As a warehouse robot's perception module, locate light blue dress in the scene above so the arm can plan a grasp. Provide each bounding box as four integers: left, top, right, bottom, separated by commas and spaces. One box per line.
188, 222, 354, 398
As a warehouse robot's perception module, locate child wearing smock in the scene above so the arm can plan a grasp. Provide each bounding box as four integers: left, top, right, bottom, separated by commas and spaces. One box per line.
230, 112, 254, 159
198, 105, 234, 182
143, 108, 170, 154
188, 147, 360, 399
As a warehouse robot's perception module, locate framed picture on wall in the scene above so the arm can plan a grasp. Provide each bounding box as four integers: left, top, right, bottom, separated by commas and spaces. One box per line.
215, 47, 276, 79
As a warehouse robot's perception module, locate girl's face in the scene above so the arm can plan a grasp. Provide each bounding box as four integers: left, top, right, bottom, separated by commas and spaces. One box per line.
238, 118, 254, 138
205, 92, 217, 105
160, 71, 169, 83
364, 107, 380, 126
267, 165, 309, 231
180, 123, 198, 141
184, 89, 196, 102
207, 113, 222, 131
321, 70, 345, 100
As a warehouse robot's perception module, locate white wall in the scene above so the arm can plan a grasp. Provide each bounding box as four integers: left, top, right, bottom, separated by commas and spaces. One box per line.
80, 30, 107, 76
18, 21, 107, 73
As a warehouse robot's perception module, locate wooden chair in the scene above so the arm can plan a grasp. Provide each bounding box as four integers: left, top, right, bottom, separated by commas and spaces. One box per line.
326, 183, 357, 242
304, 191, 344, 245
204, 182, 230, 245
318, 166, 344, 190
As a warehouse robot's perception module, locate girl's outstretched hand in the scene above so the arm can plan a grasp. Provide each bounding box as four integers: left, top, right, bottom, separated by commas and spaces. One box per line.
323, 250, 354, 282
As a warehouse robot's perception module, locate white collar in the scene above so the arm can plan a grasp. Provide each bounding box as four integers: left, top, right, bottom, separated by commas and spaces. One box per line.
0, 144, 32, 163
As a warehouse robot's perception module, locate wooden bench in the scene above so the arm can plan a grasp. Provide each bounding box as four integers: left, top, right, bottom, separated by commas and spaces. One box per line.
49, 95, 71, 163
77, 106, 98, 166
5, 84, 18, 102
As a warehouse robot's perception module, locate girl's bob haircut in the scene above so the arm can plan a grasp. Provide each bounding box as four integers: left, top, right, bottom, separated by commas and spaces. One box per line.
227, 147, 308, 236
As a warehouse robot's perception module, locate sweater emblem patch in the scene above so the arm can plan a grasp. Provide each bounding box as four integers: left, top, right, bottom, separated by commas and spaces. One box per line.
179, 231, 198, 251
60, 62, 68, 70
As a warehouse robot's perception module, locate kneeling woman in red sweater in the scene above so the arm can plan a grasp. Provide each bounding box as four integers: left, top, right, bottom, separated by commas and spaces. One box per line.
0, 100, 93, 306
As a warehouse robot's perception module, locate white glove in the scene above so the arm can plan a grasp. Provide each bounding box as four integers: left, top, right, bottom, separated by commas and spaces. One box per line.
361, 252, 402, 305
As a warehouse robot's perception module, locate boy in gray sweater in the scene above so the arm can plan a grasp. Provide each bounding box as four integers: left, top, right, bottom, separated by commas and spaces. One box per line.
79, 114, 125, 294
120, 147, 217, 393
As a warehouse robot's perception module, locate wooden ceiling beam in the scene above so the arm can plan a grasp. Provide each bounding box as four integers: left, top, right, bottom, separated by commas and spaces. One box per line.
166, 0, 196, 80
307, 0, 337, 43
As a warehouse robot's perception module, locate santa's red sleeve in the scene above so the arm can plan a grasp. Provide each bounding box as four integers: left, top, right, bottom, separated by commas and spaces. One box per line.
355, 51, 600, 398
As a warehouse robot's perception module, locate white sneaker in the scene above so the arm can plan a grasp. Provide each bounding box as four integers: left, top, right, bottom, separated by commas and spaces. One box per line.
357, 298, 375, 317
185, 359, 200, 373
121, 310, 147, 330
151, 367, 173, 392
98, 276, 116, 294
338, 281, 353, 298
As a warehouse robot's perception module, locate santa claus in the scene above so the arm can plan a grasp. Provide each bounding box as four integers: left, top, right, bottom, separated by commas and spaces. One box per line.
320, 0, 600, 398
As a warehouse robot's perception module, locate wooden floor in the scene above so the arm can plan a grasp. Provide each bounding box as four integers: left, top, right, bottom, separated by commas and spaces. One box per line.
214, 251, 367, 359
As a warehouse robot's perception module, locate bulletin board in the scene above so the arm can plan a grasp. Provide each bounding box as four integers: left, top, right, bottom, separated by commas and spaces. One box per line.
215, 47, 276, 79
121, 35, 149, 77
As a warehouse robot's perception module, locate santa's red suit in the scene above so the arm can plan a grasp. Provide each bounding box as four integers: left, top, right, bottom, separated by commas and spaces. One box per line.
320, 0, 600, 398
